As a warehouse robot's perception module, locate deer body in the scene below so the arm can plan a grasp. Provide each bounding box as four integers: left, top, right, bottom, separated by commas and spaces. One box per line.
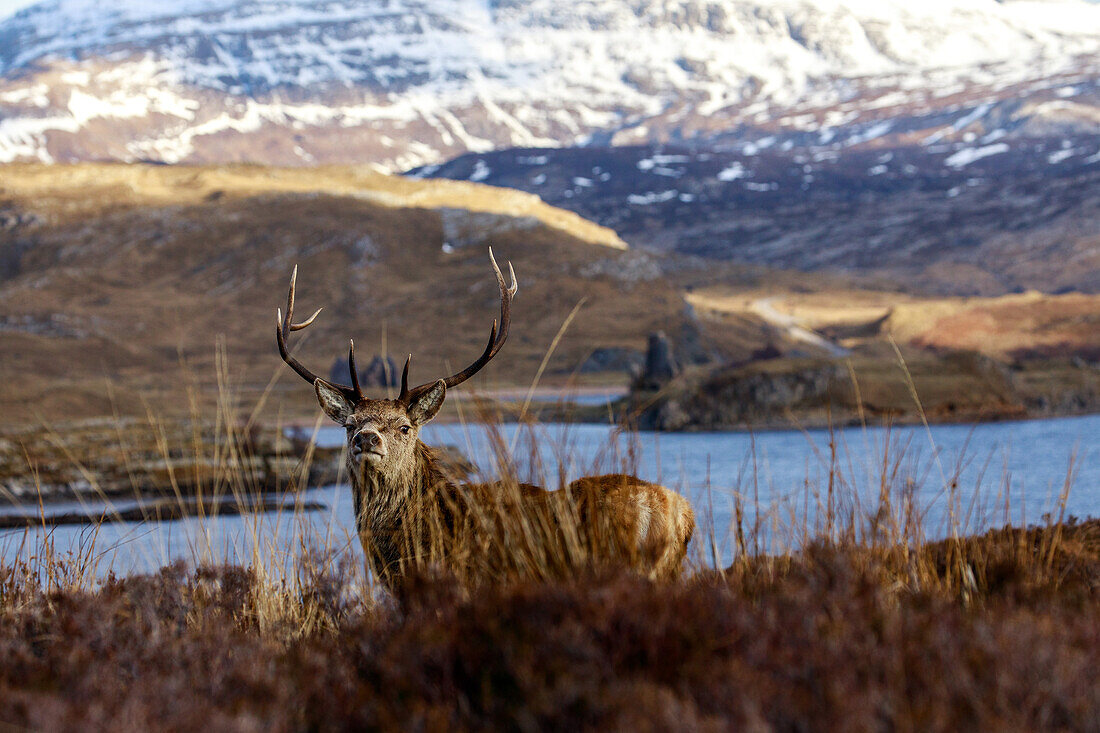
277, 251, 694, 591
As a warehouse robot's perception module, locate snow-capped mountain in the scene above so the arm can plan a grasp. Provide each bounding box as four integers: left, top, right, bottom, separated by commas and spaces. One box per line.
0, 0, 1098, 169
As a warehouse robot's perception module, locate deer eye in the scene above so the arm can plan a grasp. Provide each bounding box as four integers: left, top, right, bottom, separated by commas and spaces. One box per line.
399, 425, 411, 435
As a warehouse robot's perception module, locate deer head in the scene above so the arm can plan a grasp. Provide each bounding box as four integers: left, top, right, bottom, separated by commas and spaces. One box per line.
276, 249, 517, 481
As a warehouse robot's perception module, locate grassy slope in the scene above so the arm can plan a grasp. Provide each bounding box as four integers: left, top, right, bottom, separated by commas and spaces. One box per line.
689, 287, 1100, 362
0, 164, 694, 424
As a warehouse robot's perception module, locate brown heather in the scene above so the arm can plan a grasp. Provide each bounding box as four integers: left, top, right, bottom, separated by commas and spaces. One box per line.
0, 516, 1096, 730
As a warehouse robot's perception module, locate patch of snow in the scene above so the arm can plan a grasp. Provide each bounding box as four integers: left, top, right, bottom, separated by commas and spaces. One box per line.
1047, 148, 1076, 164
741, 137, 776, 156
846, 121, 893, 146
469, 159, 491, 182
0, 84, 49, 106
944, 143, 1010, 168
627, 190, 678, 205
59, 70, 90, 86
0, 115, 80, 162
67, 88, 150, 124
717, 161, 748, 181
649, 154, 690, 164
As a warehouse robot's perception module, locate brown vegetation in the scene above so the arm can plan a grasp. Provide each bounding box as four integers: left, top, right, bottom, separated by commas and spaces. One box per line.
689, 288, 1100, 365
0, 517, 1098, 730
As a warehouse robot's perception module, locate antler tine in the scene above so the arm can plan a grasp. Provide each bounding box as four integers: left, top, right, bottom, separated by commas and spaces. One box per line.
490, 246, 518, 298
348, 339, 363, 399
400, 248, 516, 404
275, 266, 359, 402
398, 355, 412, 400
282, 266, 323, 333
290, 308, 323, 331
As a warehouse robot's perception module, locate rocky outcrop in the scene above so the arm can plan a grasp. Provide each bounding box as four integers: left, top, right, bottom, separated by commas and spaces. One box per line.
328, 355, 400, 388
630, 359, 846, 431
636, 332, 680, 391
624, 349, 1098, 431
673, 304, 718, 367
361, 356, 400, 388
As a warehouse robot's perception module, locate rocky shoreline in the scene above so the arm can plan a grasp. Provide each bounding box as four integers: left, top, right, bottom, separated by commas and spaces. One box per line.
0, 419, 344, 506
0, 495, 328, 529
622, 351, 1100, 432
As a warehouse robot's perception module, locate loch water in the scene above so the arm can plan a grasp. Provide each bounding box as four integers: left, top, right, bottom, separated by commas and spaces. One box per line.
2, 414, 1097, 577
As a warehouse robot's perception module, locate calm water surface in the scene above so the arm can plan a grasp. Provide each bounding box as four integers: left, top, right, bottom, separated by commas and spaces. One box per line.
2, 415, 1097, 576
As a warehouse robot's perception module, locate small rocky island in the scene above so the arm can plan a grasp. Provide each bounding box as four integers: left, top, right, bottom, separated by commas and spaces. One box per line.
624, 332, 1100, 431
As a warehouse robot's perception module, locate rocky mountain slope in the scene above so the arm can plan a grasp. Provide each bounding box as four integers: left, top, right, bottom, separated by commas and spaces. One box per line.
0, 0, 1097, 169
416, 138, 1100, 294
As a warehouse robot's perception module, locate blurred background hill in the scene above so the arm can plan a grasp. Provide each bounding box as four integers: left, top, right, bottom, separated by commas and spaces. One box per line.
0, 0, 1097, 426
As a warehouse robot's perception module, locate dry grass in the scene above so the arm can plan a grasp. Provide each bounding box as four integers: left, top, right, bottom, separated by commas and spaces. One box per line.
0, 162, 626, 249
688, 286, 1100, 361
0, 163, 691, 425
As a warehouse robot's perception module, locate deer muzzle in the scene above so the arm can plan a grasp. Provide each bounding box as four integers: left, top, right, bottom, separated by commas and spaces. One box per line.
351, 430, 386, 463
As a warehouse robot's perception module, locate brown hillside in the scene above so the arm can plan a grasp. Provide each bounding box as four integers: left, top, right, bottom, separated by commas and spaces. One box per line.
3, 163, 1095, 430
0, 164, 674, 424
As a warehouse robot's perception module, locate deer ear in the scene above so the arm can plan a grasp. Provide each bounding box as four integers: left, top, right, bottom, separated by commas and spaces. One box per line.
315, 379, 354, 423
407, 380, 446, 426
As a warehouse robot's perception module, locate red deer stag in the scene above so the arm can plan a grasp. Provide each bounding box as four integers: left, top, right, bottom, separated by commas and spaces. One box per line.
277, 249, 694, 591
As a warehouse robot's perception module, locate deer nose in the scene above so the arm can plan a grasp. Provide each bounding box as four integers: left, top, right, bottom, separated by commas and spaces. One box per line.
352, 430, 383, 455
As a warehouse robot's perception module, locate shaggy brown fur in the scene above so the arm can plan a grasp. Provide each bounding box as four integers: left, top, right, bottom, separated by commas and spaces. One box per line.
349, 429, 695, 593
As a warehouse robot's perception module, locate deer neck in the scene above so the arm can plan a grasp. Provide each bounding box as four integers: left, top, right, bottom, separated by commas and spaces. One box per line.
350, 440, 452, 544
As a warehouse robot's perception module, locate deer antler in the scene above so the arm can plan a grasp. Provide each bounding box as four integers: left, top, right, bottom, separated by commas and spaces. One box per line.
277, 250, 517, 406
275, 265, 362, 402
398, 247, 517, 405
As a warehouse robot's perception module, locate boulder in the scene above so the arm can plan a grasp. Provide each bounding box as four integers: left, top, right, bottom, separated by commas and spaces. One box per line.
637, 332, 679, 389
361, 355, 400, 388
328, 354, 400, 388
